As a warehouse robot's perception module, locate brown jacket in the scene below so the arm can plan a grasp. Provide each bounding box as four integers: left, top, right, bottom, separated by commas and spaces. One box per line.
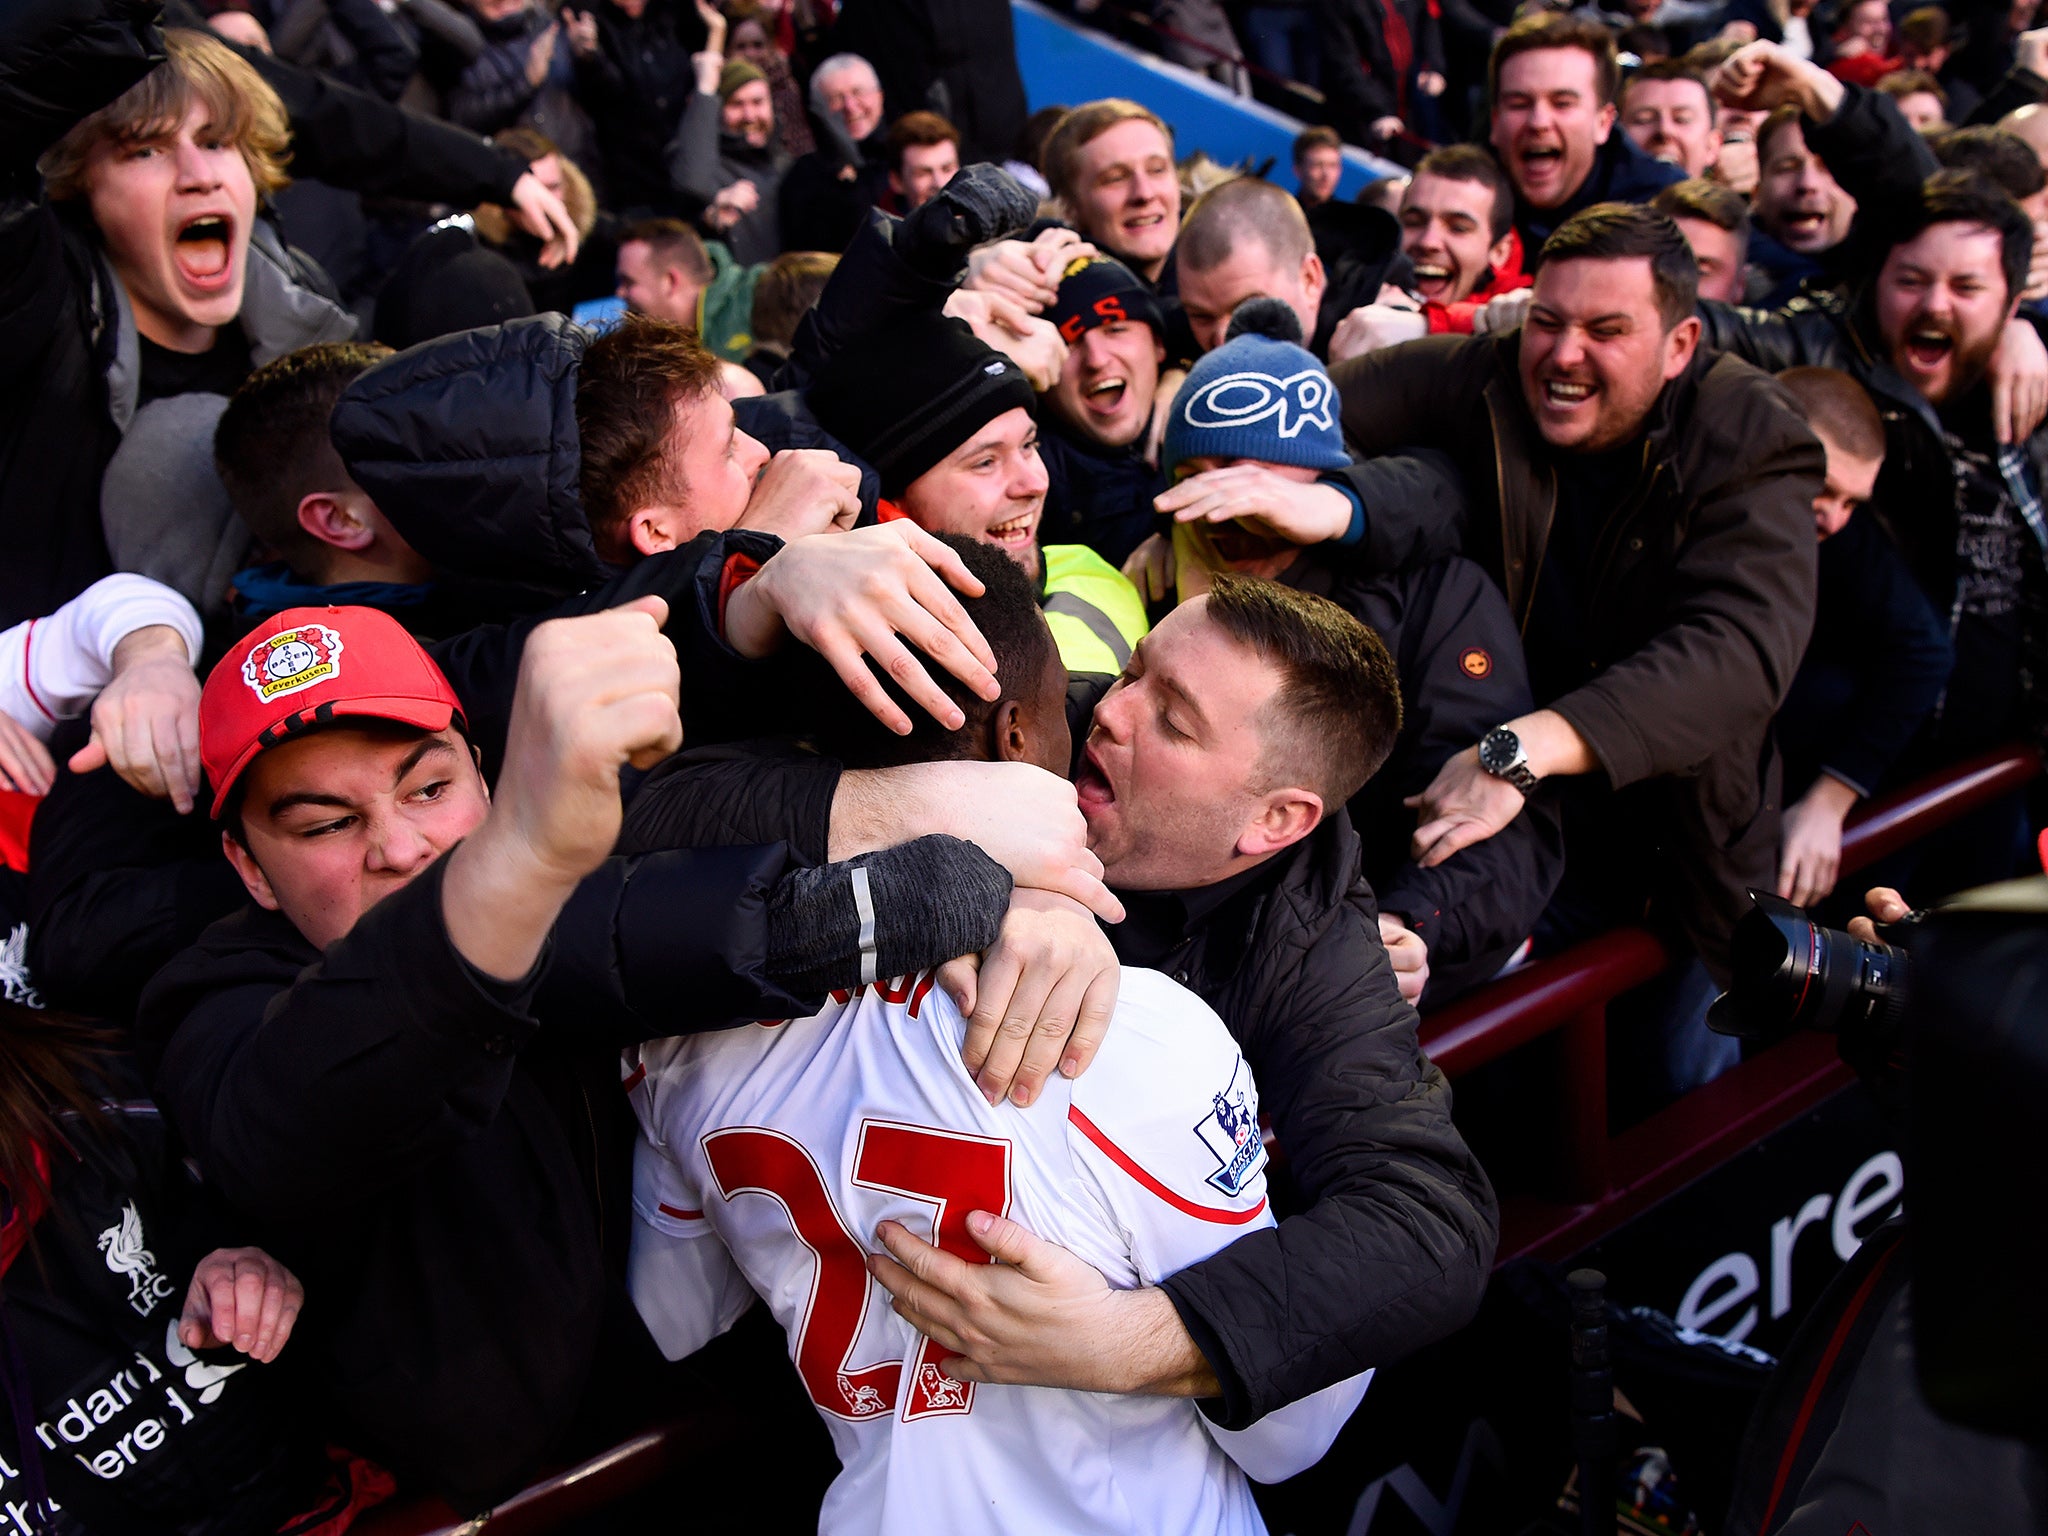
1329, 332, 1824, 969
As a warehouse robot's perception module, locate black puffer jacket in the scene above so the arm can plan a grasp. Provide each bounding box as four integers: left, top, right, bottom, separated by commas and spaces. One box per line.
331, 312, 881, 599
136, 830, 1007, 1506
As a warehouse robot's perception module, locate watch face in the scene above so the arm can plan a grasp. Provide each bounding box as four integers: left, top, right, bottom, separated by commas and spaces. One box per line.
1479, 729, 1516, 774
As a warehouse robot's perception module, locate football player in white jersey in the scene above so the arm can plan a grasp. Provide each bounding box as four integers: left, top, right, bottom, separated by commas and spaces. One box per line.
627, 541, 1369, 1532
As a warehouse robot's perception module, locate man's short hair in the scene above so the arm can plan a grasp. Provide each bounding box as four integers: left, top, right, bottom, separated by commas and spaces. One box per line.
808, 52, 881, 116
1178, 176, 1314, 274
619, 217, 714, 285
1489, 12, 1622, 109
1776, 366, 1886, 460
1932, 125, 2046, 199
1293, 125, 1342, 164
1412, 143, 1515, 241
42, 28, 291, 201
215, 342, 395, 573
1879, 68, 1949, 111
1653, 176, 1751, 238
1758, 102, 1807, 163
574, 315, 726, 551
751, 251, 839, 352
1893, 168, 2034, 303
812, 535, 1056, 770
1203, 573, 1402, 808
1540, 202, 1700, 327
1623, 58, 1717, 122
885, 110, 961, 172
1898, 5, 1953, 50
1042, 99, 1175, 208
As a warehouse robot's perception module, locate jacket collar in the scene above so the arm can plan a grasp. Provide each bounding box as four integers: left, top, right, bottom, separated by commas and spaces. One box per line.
101, 217, 355, 434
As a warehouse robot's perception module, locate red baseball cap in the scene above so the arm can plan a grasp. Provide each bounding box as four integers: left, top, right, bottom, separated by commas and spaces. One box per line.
200, 606, 466, 818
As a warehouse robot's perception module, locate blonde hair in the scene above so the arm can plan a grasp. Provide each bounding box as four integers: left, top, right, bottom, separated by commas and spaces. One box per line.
41, 28, 291, 202
472, 128, 599, 246
1042, 99, 1174, 209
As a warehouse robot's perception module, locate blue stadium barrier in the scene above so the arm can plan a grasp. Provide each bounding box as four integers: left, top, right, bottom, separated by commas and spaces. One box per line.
1011, 0, 1403, 200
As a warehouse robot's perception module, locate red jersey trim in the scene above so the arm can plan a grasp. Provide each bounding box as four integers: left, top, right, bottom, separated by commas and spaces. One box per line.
20, 619, 56, 723
1068, 1106, 1268, 1225
657, 1201, 704, 1221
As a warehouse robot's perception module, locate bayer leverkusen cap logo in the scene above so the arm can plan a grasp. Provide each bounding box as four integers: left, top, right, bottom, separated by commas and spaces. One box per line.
200, 606, 465, 818
242, 623, 345, 702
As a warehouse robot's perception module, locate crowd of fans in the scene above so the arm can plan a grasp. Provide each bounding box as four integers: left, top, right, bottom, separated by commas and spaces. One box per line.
0, 0, 2042, 1529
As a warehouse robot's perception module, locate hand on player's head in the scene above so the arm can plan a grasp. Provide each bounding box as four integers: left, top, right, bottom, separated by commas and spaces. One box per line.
728, 522, 1000, 736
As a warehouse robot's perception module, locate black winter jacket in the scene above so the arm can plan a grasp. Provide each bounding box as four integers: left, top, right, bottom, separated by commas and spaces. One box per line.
1037, 419, 1163, 569
1779, 510, 1952, 799
617, 744, 1500, 1428
1110, 810, 1498, 1425
328, 313, 881, 600
135, 831, 1005, 1505
1289, 552, 1565, 1004
1317, 0, 1444, 145
571, 0, 704, 215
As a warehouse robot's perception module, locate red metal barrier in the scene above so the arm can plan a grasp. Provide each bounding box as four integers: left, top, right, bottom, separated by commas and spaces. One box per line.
1424, 743, 2042, 1261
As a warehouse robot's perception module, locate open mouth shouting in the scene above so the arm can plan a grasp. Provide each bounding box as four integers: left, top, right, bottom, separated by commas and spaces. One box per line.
1410, 260, 1457, 303
1776, 205, 1834, 252
172, 211, 239, 294
1515, 141, 1567, 198
1083, 376, 1130, 416
1898, 322, 1956, 381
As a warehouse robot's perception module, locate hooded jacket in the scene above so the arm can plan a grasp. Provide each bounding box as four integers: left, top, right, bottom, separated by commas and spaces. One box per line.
328, 312, 880, 602
1331, 331, 1823, 971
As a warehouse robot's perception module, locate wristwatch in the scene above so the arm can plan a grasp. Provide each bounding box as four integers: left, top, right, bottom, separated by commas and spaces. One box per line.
1478, 726, 1540, 795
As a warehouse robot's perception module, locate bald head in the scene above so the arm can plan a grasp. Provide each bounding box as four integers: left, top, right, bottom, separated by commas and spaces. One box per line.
1176, 178, 1326, 352
2000, 102, 2048, 170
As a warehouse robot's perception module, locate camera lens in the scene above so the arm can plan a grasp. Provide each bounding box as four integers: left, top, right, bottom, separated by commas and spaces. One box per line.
1708, 892, 1909, 1042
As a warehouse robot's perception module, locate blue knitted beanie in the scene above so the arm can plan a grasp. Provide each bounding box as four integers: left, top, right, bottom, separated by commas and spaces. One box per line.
1163, 298, 1349, 474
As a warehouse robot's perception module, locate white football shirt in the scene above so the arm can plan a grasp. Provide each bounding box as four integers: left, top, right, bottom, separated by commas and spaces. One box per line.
627, 966, 1370, 1536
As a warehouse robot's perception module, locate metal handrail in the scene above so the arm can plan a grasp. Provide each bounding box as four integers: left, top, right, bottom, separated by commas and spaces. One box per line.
1420, 744, 2043, 1077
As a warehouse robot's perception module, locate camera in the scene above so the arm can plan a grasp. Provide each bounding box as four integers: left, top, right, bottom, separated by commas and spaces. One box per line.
1705, 891, 1911, 1046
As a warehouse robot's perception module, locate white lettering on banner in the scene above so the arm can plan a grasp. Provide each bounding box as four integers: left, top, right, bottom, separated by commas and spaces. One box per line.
31, 1328, 235, 1486
1675, 1151, 1906, 1342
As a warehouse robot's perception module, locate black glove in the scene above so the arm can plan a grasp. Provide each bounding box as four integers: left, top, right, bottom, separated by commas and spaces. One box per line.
897, 163, 1041, 281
